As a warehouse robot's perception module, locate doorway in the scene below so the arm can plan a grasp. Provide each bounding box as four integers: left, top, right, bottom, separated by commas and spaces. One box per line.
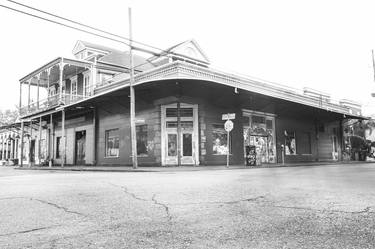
29, 140, 35, 163
75, 130, 86, 165
161, 103, 199, 166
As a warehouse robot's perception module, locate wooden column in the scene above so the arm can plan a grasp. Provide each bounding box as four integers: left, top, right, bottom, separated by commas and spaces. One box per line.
20, 121, 24, 167
39, 117, 42, 165
93, 107, 97, 165
10, 136, 14, 160
1, 136, 5, 161
177, 101, 181, 166
46, 68, 51, 106
61, 109, 65, 167
36, 74, 40, 109
19, 82, 22, 114
59, 60, 64, 104
28, 80, 31, 112
29, 120, 33, 167
49, 114, 54, 167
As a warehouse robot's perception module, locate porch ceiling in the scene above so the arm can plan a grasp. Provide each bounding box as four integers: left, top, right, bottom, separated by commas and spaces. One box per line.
19, 57, 92, 87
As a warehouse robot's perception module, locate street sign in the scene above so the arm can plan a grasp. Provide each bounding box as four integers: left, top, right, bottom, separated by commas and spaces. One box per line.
222, 113, 236, 120
224, 120, 234, 132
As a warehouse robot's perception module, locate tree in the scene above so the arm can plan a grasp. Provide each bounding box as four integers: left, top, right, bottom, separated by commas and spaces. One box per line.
0, 109, 19, 126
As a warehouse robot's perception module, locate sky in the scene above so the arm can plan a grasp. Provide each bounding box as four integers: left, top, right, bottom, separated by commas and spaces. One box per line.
2, 0, 375, 115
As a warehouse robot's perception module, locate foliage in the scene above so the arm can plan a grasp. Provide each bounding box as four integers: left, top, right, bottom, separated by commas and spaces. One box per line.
0, 109, 19, 126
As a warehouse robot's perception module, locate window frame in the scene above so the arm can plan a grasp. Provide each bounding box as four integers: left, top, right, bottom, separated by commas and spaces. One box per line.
105, 129, 120, 158
285, 131, 297, 155
136, 124, 148, 157
212, 123, 232, 156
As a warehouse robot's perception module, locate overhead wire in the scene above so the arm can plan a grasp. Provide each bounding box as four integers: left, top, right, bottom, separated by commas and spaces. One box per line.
5, 0, 174, 55
0, 1, 195, 70
0, 4, 131, 47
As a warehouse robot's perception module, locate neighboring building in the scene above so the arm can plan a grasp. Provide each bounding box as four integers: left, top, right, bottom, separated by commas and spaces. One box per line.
0, 123, 22, 165
18, 40, 365, 167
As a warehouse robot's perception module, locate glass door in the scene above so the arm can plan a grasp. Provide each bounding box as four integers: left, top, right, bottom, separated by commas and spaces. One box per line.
165, 131, 178, 165
181, 132, 194, 164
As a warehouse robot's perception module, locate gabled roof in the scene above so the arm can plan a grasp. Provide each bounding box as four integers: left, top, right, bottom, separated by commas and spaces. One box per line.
72, 40, 118, 55
72, 40, 155, 72
99, 51, 155, 71
147, 39, 210, 66
165, 39, 210, 64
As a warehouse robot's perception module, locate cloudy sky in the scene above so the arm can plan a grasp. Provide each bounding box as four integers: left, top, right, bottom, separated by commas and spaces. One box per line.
1, 0, 375, 115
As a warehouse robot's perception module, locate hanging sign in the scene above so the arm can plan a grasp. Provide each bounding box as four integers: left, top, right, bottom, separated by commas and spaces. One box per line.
224, 120, 234, 132
222, 113, 236, 120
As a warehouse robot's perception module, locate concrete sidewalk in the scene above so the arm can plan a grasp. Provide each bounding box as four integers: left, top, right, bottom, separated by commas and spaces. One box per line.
13, 161, 375, 172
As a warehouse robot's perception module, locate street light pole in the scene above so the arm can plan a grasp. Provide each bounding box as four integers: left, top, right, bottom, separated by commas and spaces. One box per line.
129, 7, 138, 169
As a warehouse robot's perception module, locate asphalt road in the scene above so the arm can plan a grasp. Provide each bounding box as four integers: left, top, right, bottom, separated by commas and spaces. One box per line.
0, 164, 375, 249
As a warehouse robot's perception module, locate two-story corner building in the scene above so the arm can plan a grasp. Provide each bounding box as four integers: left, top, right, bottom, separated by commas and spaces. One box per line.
18, 39, 365, 167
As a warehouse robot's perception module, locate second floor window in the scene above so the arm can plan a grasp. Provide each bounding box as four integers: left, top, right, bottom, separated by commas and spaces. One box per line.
83, 73, 90, 96
71, 78, 77, 96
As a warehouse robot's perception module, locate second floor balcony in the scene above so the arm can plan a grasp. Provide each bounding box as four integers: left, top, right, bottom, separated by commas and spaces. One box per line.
19, 57, 125, 118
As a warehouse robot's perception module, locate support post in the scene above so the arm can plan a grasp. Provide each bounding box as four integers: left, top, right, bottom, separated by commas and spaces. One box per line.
28, 80, 31, 112
36, 74, 40, 109
49, 114, 54, 167
10, 136, 14, 160
19, 82, 22, 114
1, 136, 4, 161
20, 121, 24, 167
129, 7, 138, 169
39, 117, 42, 165
177, 101, 181, 166
93, 107, 97, 165
61, 109, 65, 167
29, 120, 33, 167
226, 130, 230, 168
59, 60, 64, 104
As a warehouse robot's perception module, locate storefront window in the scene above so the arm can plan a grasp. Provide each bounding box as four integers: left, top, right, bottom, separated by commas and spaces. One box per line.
285, 131, 296, 155
243, 113, 276, 163
212, 124, 231, 155
39, 139, 46, 159
105, 129, 119, 157
136, 125, 148, 156
56, 137, 62, 158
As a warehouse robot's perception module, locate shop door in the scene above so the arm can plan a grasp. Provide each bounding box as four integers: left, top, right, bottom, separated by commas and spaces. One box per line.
75, 131, 86, 165
29, 140, 35, 163
165, 130, 195, 165
162, 103, 198, 166
165, 131, 178, 165
181, 131, 194, 164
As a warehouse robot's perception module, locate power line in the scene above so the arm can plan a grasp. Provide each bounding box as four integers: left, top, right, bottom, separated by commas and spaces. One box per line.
0, 4, 131, 47
0, 1, 198, 69
5, 0, 168, 53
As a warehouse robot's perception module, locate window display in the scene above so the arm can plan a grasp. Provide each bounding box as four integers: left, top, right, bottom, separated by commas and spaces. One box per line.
105, 129, 119, 157
285, 131, 296, 155
212, 124, 230, 155
243, 112, 276, 163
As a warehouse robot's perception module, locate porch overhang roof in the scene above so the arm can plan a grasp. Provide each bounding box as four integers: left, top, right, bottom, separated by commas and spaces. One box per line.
58, 61, 367, 120
19, 57, 93, 85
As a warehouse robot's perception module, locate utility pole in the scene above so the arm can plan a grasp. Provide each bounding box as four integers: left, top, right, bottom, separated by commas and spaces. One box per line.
129, 7, 138, 169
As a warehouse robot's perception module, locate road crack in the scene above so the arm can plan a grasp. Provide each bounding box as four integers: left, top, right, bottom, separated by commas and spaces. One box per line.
152, 194, 172, 221
108, 183, 173, 221
31, 198, 87, 217
0, 225, 58, 237
108, 183, 149, 202
271, 204, 375, 214
170, 195, 266, 206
